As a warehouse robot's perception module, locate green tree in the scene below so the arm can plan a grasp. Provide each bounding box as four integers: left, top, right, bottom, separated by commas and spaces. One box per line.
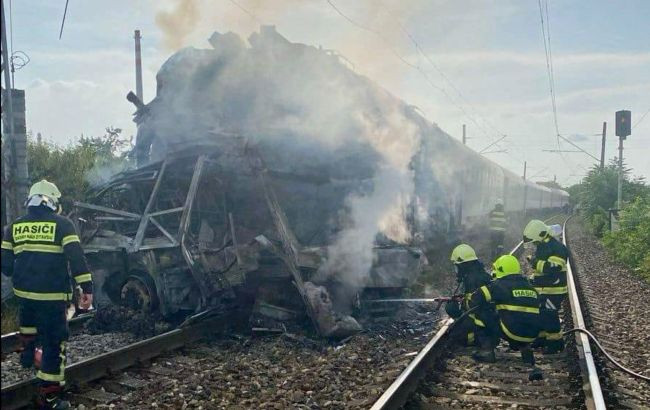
602, 196, 650, 282
570, 159, 648, 236
27, 128, 132, 210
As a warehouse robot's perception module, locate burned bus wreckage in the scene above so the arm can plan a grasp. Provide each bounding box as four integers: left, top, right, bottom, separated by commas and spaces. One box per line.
70, 26, 567, 338
73, 139, 426, 338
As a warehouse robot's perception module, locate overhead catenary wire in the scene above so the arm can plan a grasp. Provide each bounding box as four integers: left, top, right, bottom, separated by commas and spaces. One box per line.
536, 0, 589, 181
59, 0, 69, 40
324, 0, 506, 147
632, 108, 649, 129
228, 0, 263, 25
388, 14, 526, 166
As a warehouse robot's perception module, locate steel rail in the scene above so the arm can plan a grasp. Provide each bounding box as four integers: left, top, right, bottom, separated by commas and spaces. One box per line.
562, 216, 606, 410
371, 214, 603, 410
1, 310, 226, 410
1, 313, 95, 356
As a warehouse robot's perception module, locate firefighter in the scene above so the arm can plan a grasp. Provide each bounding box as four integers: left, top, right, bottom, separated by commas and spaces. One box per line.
468, 255, 543, 381
523, 219, 568, 354
1, 180, 93, 409
488, 200, 506, 259
446, 244, 498, 356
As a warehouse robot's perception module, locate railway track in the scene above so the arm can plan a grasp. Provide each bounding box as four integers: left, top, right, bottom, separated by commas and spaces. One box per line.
3, 214, 645, 409
0, 309, 229, 410
371, 216, 612, 410
1, 312, 94, 357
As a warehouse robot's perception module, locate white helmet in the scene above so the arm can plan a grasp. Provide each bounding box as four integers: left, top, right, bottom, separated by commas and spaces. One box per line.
25, 180, 61, 211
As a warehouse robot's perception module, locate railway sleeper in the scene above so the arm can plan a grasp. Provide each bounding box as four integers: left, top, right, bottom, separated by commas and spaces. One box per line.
416, 391, 575, 408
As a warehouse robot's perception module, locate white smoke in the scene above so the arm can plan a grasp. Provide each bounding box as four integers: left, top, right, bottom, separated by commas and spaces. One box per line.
137, 27, 424, 291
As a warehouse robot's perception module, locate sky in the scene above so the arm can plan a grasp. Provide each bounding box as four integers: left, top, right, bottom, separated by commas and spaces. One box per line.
3, 0, 649, 186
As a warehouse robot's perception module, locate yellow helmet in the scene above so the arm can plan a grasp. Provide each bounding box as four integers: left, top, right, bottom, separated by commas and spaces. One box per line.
523, 219, 549, 243
29, 180, 61, 199
492, 255, 521, 278
450, 244, 478, 264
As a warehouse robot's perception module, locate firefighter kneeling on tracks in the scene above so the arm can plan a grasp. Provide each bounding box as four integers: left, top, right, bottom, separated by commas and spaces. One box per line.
523, 219, 568, 354
468, 255, 544, 381
1, 180, 93, 409
445, 245, 498, 354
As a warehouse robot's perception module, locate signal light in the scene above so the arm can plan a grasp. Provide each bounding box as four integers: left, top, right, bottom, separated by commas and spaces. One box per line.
615, 110, 631, 138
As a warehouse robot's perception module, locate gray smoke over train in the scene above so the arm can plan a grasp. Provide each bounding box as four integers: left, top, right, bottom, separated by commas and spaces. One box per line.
134, 27, 426, 291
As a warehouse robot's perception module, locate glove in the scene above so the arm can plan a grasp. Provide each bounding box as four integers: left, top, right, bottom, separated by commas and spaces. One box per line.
445, 301, 462, 318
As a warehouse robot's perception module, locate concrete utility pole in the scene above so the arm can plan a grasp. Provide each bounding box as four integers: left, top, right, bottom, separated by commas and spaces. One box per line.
462, 124, 466, 145
2, 1, 16, 223
617, 140, 623, 207
134, 30, 143, 102
600, 121, 606, 170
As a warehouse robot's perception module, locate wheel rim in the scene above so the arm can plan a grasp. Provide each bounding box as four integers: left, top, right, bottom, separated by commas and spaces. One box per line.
120, 276, 154, 312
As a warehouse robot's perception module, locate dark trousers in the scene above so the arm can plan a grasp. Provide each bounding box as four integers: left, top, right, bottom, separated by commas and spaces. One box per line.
489, 230, 505, 258
537, 295, 565, 349
18, 298, 69, 386
452, 311, 499, 349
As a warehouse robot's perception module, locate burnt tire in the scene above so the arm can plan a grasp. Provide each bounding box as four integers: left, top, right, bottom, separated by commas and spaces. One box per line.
120, 272, 158, 313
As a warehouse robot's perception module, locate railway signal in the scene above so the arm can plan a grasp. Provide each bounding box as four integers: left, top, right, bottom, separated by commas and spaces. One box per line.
615, 110, 631, 209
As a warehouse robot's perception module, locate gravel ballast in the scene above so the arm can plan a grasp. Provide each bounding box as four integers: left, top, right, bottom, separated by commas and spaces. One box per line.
567, 219, 650, 408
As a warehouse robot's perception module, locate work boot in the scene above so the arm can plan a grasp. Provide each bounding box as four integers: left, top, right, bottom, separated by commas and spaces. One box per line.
472, 349, 496, 363
528, 366, 544, 381
38, 385, 70, 410
39, 396, 70, 410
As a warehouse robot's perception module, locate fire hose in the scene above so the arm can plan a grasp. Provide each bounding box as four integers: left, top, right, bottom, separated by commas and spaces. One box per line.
563, 327, 650, 382
368, 298, 649, 381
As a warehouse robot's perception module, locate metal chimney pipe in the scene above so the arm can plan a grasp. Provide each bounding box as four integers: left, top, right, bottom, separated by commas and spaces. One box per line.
134, 29, 143, 101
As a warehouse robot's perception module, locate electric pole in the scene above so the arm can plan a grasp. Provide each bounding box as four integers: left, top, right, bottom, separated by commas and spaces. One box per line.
2, 0, 17, 223
600, 122, 606, 170
462, 124, 466, 145
522, 161, 528, 216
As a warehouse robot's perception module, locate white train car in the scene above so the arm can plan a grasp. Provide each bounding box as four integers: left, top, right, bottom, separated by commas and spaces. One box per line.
411, 118, 569, 230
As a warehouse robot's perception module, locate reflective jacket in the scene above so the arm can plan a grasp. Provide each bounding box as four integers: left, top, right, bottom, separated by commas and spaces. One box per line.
1, 206, 93, 301
469, 275, 540, 343
531, 236, 568, 297
489, 205, 506, 232
459, 260, 494, 328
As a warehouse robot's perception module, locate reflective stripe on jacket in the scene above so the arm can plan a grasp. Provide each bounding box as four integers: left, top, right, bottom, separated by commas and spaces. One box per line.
469, 275, 540, 343
531, 236, 569, 295
1, 207, 93, 301
489, 209, 506, 232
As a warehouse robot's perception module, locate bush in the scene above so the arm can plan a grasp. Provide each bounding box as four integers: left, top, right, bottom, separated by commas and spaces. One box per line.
26, 128, 132, 209
571, 160, 648, 237
602, 196, 650, 281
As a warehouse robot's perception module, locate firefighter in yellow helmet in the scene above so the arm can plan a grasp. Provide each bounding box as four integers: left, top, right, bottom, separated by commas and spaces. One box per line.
446, 245, 498, 354
1, 180, 93, 409
468, 255, 543, 380
487, 199, 506, 259
523, 219, 568, 354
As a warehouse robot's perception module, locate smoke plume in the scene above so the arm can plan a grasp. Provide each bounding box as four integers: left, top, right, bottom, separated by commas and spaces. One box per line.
155, 0, 200, 50
135, 26, 426, 292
